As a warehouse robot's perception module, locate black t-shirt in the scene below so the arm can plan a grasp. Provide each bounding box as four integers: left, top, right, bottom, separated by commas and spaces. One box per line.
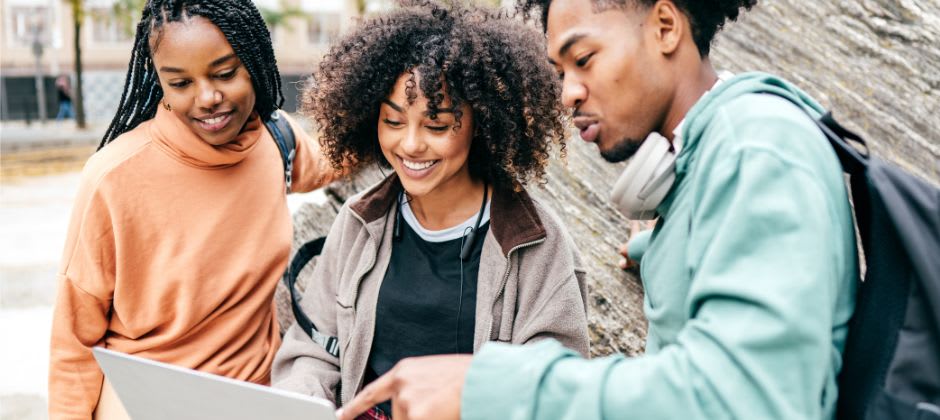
365, 217, 489, 414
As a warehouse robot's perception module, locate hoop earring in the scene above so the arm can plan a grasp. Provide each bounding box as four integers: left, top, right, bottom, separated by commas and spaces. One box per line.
163, 101, 171, 111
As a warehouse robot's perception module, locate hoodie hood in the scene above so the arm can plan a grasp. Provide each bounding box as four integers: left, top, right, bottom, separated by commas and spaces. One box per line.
676, 72, 827, 177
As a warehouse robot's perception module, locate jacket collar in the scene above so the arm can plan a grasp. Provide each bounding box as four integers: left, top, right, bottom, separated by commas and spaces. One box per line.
350, 174, 546, 256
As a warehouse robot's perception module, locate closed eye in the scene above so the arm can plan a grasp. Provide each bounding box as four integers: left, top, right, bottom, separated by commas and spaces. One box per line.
426, 125, 449, 132
215, 68, 238, 80
576, 53, 594, 68
169, 80, 191, 89
383, 118, 403, 127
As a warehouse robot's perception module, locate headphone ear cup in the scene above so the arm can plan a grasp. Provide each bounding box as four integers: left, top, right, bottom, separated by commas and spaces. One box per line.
459, 230, 476, 261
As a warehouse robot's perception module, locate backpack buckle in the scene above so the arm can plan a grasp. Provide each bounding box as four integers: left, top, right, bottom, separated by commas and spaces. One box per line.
285, 149, 295, 193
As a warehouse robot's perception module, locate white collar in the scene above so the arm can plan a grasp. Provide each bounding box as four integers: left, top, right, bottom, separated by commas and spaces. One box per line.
400, 198, 491, 243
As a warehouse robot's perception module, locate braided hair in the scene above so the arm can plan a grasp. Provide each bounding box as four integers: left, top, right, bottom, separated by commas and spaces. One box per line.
99, 0, 283, 149
517, 0, 757, 56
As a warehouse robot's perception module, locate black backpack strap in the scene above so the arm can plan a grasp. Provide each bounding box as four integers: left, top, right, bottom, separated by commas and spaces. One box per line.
283, 236, 340, 358
810, 112, 873, 254
264, 110, 296, 193
264, 111, 340, 358
815, 112, 869, 176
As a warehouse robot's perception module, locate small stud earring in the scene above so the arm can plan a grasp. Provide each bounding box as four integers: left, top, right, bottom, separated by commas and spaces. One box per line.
163, 101, 171, 111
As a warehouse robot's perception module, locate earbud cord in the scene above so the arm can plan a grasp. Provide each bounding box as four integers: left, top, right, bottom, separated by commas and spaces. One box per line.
455, 183, 488, 353
456, 227, 471, 353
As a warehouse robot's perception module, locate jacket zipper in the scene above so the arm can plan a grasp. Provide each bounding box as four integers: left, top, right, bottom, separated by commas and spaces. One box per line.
482, 238, 545, 344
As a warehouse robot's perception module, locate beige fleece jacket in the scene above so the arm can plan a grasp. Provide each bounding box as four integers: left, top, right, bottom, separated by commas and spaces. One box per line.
272, 175, 590, 407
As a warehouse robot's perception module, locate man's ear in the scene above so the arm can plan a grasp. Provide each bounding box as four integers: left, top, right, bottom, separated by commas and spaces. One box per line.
649, 0, 684, 55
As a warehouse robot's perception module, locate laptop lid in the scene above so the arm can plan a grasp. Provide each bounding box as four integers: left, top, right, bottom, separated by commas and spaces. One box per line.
92, 347, 336, 420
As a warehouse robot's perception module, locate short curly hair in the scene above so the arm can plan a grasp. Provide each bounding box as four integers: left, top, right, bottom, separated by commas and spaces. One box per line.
304, 1, 567, 188
517, 0, 757, 56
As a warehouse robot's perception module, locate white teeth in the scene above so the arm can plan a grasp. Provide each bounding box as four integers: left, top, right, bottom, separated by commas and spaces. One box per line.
200, 115, 226, 124
402, 159, 437, 171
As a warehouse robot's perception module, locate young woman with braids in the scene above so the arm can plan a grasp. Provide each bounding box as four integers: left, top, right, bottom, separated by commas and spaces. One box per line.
271, 2, 589, 418
48, 1, 338, 418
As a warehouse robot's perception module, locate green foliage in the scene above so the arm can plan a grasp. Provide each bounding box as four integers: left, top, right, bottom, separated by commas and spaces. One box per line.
112, 0, 145, 37
258, 0, 305, 31
68, 0, 84, 22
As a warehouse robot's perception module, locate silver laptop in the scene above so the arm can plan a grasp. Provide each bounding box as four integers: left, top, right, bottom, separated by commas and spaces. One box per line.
93, 347, 336, 420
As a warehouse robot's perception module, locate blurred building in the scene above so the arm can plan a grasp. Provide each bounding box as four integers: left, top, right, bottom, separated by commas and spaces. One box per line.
0, 0, 388, 122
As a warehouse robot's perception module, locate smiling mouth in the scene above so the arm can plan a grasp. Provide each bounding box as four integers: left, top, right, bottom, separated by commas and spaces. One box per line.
194, 111, 234, 132
401, 158, 440, 171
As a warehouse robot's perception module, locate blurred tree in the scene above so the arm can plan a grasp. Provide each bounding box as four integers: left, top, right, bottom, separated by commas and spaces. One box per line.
68, 0, 86, 129
112, 0, 145, 37
258, 0, 305, 32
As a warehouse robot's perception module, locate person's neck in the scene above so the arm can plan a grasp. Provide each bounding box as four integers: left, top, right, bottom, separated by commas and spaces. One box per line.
661, 57, 718, 141
407, 173, 486, 231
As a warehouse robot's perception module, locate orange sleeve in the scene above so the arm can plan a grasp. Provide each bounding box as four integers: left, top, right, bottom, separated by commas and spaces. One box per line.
49, 275, 111, 419
49, 166, 115, 420
283, 113, 344, 193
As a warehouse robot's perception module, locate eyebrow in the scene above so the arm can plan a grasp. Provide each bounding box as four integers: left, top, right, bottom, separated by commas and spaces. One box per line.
548, 33, 589, 65
381, 99, 456, 116
210, 53, 237, 67
158, 53, 238, 73
381, 99, 404, 113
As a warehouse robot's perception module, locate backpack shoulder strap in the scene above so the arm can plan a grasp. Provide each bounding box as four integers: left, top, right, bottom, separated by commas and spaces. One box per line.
264, 111, 339, 358
264, 110, 297, 193
283, 236, 339, 358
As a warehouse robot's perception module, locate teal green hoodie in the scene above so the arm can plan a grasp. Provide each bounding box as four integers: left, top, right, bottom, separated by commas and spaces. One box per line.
461, 73, 858, 420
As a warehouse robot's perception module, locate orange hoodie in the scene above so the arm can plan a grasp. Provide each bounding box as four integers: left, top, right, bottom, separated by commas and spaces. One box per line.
48, 107, 334, 419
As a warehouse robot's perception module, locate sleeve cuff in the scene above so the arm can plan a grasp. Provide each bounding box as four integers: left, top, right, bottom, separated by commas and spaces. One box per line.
461, 340, 576, 420
627, 229, 653, 262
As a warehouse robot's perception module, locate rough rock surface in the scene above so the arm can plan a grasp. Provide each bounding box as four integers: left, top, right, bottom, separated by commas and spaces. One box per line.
279, 0, 940, 357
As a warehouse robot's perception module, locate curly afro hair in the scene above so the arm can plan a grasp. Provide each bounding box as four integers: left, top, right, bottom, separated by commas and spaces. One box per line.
517, 0, 757, 56
304, 0, 567, 189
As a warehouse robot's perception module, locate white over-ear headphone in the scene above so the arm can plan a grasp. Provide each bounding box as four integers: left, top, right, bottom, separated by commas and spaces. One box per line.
609, 71, 733, 221
610, 132, 677, 220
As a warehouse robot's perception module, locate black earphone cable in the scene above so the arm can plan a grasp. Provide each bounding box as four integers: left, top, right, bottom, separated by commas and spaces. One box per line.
455, 183, 488, 353
456, 226, 472, 353
393, 183, 489, 354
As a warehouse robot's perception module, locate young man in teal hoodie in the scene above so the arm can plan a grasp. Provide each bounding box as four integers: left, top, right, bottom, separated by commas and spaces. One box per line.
337, 0, 858, 419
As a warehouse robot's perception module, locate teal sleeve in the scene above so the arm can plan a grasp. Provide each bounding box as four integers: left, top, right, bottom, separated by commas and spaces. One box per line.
626, 229, 652, 262
461, 141, 848, 419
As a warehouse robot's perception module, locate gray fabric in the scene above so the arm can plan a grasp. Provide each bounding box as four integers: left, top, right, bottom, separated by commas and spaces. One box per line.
271, 178, 589, 407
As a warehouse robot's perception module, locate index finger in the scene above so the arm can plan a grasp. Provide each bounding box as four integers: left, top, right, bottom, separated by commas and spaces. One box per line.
336, 371, 397, 420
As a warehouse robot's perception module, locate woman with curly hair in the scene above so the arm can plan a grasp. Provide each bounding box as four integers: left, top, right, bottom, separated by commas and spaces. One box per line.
272, 2, 589, 417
